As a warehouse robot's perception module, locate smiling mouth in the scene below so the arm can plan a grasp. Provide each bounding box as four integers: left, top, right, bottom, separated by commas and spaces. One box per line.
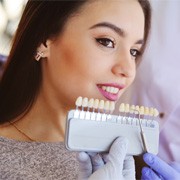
97, 84, 125, 101
101, 86, 119, 94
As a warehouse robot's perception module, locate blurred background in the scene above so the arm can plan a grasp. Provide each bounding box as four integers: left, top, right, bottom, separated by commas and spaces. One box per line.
0, 0, 26, 56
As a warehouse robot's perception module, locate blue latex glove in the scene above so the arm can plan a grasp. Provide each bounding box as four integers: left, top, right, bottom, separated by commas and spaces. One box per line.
141, 153, 180, 180
77, 137, 135, 180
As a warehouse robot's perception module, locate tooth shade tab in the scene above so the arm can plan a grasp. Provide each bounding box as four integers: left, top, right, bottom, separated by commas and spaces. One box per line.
93, 99, 99, 109
130, 105, 135, 114
125, 104, 130, 113
109, 101, 115, 111
99, 100, 105, 110
144, 107, 149, 115
135, 105, 140, 114
82, 97, 88, 107
75, 96, 83, 107
119, 103, 125, 112
153, 108, 159, 117
139, 106, 145, 115
104, 101, 110, 111
88, 98, 94, 108
149, 107, 154, 116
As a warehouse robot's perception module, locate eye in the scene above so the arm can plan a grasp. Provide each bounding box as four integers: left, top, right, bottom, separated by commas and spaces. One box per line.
96, 38, 115, 48
130, 49, 141, 58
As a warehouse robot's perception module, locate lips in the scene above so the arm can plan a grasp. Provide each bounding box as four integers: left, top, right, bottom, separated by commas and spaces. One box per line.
97, 83, 125, 101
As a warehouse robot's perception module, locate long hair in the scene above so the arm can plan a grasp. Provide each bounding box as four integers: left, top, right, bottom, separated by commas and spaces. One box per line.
0, 0, 151, 124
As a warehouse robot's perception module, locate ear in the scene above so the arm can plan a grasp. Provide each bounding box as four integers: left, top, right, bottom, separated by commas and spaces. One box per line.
36, 40, 51, 59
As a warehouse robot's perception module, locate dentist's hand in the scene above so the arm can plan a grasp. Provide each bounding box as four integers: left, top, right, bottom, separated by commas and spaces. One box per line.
77, 137, 135, 180
142, 153, 180, 180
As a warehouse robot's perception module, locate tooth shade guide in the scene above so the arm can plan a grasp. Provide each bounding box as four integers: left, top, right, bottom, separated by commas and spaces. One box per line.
74, 97, 159, 123
66, 109, 159, 155
69, 98, 159, 154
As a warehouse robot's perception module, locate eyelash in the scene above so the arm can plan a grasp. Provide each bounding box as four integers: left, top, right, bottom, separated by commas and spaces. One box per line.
130, 49, 141, 58
96, 38, 141, 58
96, 38, 115, 48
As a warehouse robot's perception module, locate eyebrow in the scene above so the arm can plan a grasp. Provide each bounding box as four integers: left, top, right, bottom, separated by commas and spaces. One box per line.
89, 22, 144, 45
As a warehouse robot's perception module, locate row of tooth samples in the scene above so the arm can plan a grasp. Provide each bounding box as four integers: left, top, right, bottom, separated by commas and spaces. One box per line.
75, 96, 115, 112
73, 97, 158, 127
119, 103, 159, 117
75, 96, 115, 121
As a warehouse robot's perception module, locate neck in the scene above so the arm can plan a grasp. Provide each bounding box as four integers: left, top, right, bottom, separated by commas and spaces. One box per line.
13, 92, 69, 142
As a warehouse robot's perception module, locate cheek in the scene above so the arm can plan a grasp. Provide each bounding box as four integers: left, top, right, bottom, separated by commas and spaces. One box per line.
48, 44, 98, 96
57, 41, 108, 80
128, 69, 136, 86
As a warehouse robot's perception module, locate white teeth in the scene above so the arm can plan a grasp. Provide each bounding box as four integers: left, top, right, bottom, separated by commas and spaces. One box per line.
106, 86, 111, 92
101, 86, 119, 94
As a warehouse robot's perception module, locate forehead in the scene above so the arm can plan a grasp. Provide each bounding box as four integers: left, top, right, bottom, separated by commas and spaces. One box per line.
68, 0, 145, 39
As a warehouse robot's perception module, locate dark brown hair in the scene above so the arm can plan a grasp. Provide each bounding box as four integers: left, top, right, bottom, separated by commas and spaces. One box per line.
0, 0, 151, 124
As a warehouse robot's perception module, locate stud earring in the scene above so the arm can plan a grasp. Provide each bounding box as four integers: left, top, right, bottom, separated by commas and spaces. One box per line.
35, 51, 44, 61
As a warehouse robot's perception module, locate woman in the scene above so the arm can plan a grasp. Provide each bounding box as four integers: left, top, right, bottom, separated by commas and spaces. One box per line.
0, 0, 151, 179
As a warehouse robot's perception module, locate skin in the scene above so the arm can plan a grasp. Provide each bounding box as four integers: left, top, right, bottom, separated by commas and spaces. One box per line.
0, 0, 145, 142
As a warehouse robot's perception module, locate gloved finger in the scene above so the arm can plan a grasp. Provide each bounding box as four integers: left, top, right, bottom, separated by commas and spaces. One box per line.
123, 155, 135, 179
90, 153, 105, 172
124, 156, 135, 170
169, 162, 180, 172
141, 167, 161, 180
76, 152, 92, 179
143, 153, 177, 179
108, 136, 128, 171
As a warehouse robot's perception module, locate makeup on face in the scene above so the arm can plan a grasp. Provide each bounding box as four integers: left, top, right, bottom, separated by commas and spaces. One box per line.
43, 0, 145, 109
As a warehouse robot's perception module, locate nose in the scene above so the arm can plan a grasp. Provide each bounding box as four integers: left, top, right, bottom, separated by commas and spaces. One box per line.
111, 49, 136, 78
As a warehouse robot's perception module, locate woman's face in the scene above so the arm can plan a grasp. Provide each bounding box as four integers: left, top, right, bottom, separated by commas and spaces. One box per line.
42, 0, 145, 109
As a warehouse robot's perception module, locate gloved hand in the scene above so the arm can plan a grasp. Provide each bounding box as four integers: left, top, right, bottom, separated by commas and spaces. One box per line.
141, 153, 180, 180
77, 136, 135, 180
